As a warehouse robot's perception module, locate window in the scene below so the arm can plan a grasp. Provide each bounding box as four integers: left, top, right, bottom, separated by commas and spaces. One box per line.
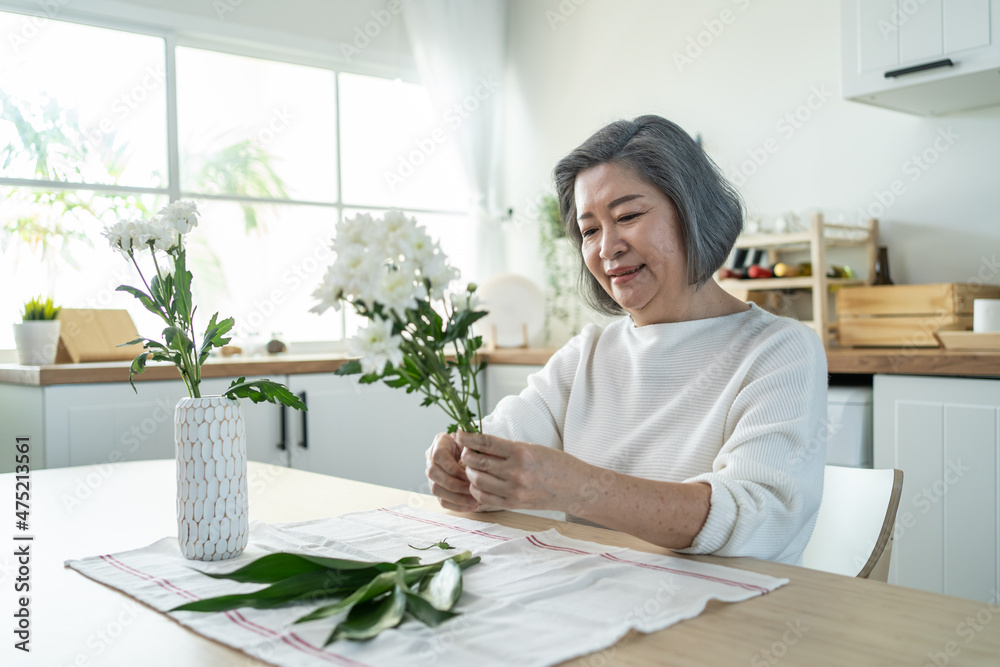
0, 9, 472, 350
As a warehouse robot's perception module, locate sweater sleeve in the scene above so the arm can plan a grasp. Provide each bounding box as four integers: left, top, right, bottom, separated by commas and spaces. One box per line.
481, 324, 598, 450
674, 322, 828, 564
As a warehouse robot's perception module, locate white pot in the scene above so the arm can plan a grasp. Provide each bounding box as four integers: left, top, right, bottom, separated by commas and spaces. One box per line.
174, 396, 249, 561
13, 320, 61, 365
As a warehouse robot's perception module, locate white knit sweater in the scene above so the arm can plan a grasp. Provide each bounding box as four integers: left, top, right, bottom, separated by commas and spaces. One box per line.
483, 303, 828, 564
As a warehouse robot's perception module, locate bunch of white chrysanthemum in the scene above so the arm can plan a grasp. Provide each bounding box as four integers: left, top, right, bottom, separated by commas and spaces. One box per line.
102, 202, 200, 256
312, 210, 459, 317
313, 210, 487, 433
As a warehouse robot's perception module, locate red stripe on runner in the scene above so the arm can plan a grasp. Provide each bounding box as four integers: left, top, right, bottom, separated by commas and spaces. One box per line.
599, 552, 770, 594
521, 537, 770, 594
97, 554, 372, 666
377, 507, 511, 541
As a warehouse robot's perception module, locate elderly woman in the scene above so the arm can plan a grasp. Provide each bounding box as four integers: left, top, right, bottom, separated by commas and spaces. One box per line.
425, 115, 827, 564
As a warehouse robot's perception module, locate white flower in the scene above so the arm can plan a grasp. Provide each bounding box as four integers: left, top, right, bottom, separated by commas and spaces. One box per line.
375, 265, 425, 316
310, 266, 344, 314
157, 201, 200, 234
102, 220, 133, 253
449, 288, 481, 313
422, 254, 459, 300
351, 317, 404, 375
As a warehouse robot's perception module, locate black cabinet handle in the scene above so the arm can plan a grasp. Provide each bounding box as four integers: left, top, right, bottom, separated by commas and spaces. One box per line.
297, 391, 308, 449
885, 58, 954, 78
276, 404, 287, 451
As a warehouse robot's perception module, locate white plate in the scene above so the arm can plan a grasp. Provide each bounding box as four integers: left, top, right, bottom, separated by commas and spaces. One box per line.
476, 274, 546, 347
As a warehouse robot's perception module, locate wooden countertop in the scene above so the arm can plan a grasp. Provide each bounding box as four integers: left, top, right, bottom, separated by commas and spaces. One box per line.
0, 347, 561, 387
3, 345, 999, 386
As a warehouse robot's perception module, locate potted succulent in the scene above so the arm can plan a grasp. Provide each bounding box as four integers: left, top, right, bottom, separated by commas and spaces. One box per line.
13, 296, 62, 365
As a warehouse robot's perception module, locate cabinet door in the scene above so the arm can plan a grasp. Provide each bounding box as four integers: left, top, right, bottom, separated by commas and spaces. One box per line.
285, 373, 452, 493
899, 0, 943, 64
485, 365, 542, 414
874, 374, 1000, 603
44, 378, 231, 468
857, 0, 901, 71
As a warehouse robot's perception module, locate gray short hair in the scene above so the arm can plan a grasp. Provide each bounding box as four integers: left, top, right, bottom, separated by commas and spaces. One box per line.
553, 115, 744, 316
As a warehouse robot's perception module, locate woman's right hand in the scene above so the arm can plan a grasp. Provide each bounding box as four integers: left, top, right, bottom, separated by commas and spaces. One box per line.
425, 432, 480, 512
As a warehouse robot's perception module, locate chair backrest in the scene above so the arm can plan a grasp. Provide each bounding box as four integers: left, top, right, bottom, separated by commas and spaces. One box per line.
801, 466, 904, 581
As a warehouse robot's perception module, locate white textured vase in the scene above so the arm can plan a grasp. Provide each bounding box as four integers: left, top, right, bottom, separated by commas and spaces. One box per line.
174, 396, 249, 561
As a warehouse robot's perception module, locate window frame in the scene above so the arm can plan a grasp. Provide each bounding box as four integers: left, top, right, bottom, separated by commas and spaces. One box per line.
0, 4, 470, 349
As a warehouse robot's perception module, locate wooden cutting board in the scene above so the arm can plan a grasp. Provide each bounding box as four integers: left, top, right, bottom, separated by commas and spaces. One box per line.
55, 309, 143, 363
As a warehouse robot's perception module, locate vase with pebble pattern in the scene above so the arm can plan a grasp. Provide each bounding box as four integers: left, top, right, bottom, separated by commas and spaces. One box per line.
174, 396, 249, 561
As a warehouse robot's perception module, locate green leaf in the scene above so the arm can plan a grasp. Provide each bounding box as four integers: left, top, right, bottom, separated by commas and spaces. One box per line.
117, 336, 145, 347
224, 378, 306, 410
128, 351, 149, 393
295, 570, 397, 623
327, 582, 406, 644
404, 591, 458, 627
173, 248, 193, 322
196, 552, 327, 584
199, 312, 234, 364
419, 558, 463, 611
334, 359, 363, 376
116, 285, 162, 320
170, 569, 347, 613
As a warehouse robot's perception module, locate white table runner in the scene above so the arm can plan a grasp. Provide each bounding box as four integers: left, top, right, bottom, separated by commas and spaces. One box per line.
65, 505, 787, 667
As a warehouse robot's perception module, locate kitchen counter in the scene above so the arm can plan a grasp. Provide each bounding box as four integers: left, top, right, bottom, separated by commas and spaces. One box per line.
0, 347, 560, 386
2, 346, 999, 387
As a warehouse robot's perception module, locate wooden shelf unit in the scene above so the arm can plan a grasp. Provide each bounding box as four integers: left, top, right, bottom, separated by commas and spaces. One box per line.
720, 214, 879, 347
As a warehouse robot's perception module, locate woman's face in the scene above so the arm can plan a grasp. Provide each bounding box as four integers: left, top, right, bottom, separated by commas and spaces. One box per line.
574, 162, 689, 325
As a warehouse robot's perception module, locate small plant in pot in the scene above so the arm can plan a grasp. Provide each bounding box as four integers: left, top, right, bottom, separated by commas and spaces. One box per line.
103, 202, 306, 561
13, 296, 62, 365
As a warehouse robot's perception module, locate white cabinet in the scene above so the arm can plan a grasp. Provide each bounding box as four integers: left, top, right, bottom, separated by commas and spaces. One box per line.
42, 377, 277, 469
485, 364, 541, 414
873, 374, 1000, 602
283, 373, 452, 493
842, 0, 1000, 114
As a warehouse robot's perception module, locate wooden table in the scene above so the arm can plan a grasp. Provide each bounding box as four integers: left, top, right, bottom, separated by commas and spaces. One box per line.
2, 460, 998, 666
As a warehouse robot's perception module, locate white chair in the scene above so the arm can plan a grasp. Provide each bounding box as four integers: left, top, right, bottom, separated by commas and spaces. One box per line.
802, 465, 904, 581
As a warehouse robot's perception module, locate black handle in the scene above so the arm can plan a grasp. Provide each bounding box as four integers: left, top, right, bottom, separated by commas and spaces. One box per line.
885, 58, 954, 78
297, 391, 308, 449
276, 404, 287, 451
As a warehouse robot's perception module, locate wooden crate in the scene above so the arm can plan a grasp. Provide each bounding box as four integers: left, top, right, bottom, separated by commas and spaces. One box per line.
836, 283, 1000, 347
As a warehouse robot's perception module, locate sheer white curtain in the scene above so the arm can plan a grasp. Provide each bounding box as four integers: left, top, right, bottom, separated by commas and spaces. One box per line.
402, 0, 508, 280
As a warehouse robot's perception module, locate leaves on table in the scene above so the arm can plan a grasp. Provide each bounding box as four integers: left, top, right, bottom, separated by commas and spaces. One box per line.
171, 549, 480, 644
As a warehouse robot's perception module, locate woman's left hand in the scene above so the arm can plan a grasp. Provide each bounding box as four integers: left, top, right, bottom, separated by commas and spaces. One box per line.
455, 431, 580, 511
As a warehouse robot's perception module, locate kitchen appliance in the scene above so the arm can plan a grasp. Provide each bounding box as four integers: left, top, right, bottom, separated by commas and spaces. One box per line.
826, 386, 873, 468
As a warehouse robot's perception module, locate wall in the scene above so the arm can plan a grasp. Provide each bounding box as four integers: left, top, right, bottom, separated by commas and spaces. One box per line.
502, 0, 1000, 321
